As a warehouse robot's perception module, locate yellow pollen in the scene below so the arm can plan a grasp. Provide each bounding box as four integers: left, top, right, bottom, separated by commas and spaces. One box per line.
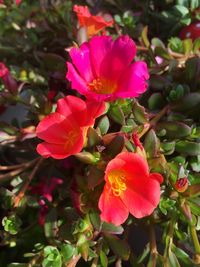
108, 170, 127, 197
88, 78, 117, 94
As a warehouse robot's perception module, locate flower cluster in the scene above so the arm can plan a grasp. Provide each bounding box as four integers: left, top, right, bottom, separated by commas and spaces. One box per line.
36, 33, 163, 226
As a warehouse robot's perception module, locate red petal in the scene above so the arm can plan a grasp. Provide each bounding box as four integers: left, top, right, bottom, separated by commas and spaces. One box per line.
36, 113, 73, 144
122, 176, 161, 218
116, 152, 149, 177
37, 129, 84, 159
56, 95, 87, 126
99, 184, 129, 226
149, 173, 163, 184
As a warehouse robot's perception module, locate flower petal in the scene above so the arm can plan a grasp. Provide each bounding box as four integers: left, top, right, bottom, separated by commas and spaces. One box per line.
85, 100, 106, 126
69, 43, 94, 82
122, 176, 161, 218
56, 95, 88, 126
89, 36, 113, 77
99, 184, 129, 226
116, 152, 149, 177
37, 129, 84, 159
117, 61, 149, 98
36, 113, 71, 144
101, 35, 136, 81
66, 62, 89, 95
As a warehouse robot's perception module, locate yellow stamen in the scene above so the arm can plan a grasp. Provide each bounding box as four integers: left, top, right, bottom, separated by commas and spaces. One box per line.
88, 78, 117, 94
108, 170, 127, 196
64, 130, 79, 149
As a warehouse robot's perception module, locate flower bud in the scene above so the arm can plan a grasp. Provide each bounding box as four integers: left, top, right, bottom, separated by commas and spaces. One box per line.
174, 177, 189, 193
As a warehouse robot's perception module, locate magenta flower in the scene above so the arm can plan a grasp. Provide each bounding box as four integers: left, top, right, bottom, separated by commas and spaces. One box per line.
66, 35, 149, 101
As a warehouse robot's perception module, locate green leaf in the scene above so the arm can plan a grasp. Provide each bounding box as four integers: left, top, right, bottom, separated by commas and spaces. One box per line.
87, 127, 102, 147
44, 208, 57, 238
109, 106, 125, 125
89, 211, 102, 231
101, 222, 124, 234
141, 26, 150, 47
100, 250, 108, 267
175, 141, 200, 156
98, 116, 110, 135
43, 246, 62, 267
106, 135, 125, 158
132, 100, 149, 123
167, 250, 181, 267
87, 166, 104, 189
61, 243, 76, 262
156, 122, 191, 139
193, 37, 200, 52
2, 215, 22, 235
183, 38, 193, 55
148, 93, 165, 110
144, 129, 160, 158
104, 233, 130, 261
75, 151, 99, 164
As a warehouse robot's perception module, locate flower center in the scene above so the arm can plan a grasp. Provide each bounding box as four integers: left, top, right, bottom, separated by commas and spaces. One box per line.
88, 78, 117, 94
64, 130, 79, 149
108, 170, 127, 196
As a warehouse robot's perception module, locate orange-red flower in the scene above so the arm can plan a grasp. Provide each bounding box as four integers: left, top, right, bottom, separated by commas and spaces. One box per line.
73, 5, 113, 37
36, 95, 105, 159
99, 152, 163, 225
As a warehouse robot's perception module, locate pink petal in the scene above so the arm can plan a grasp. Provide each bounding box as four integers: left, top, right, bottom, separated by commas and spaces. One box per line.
89, 36, 113, 77
117, 61, 149, 98
101, 35, 136, 81
69, 43, 94, 82
66, 62, 89, 95
122, 176, 161, 218
99, 184, 129, 226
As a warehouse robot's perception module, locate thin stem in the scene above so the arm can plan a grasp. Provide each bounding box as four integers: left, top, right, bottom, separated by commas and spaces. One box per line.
148, 223, 158, 267
138, 105, 169, 138
0, 159, 38, 183
66, 254, 81, 267
13, 158, 44, 208
163, 217, 176, 260
190, 225, 200, 255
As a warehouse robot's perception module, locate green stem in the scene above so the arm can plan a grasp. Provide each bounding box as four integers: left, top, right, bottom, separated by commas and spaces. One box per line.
164, 217, 176, 259
190, 225, 200, 255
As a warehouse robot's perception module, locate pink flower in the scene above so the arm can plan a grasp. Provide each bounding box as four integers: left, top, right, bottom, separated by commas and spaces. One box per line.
31, 177, 63, 225
67, 35, 149, 101
36, 95, 105, 159
0, 62, 18, 93
16, 0, 22, 5
99, 152, 163, 225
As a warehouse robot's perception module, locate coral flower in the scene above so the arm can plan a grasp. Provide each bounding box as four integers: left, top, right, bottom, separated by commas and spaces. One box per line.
73, 5, 113, 37
36, 95, 105, 159
99, 152, 163, 225
67, 35, 149, 101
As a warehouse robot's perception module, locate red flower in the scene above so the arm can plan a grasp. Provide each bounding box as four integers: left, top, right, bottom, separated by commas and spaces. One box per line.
73, 5, 113, 37
180, 21, 200, 41
99, 152, 163, 225
36, 95, 105, 159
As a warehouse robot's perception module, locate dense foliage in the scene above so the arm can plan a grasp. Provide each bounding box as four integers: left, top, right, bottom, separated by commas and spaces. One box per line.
0, 0, 200, 266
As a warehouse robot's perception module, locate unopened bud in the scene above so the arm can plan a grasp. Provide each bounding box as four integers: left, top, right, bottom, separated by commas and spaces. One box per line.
174, 177, 189, 193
